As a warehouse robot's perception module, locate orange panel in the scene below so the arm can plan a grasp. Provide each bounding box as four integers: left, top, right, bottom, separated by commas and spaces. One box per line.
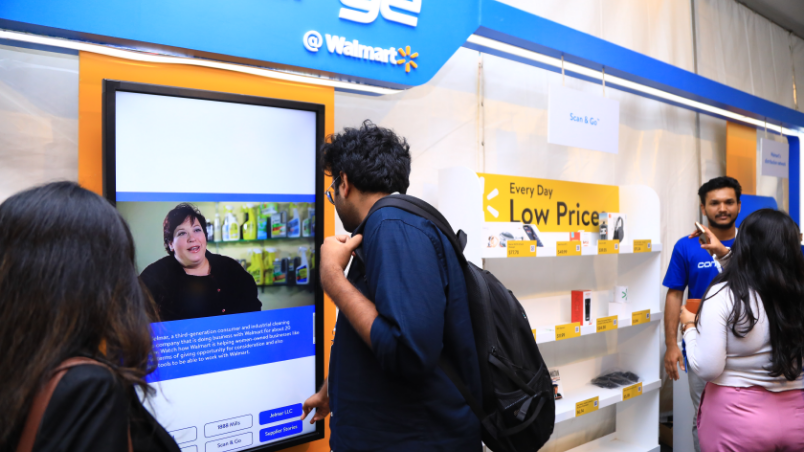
78, 52, 335, 452
726, 121, 757, 196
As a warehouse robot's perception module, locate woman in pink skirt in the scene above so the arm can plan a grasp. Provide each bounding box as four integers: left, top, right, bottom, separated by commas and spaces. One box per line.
681, 209, 804, 452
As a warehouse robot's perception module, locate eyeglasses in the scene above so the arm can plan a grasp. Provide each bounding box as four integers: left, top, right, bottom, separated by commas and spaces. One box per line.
326, 176, 340, 205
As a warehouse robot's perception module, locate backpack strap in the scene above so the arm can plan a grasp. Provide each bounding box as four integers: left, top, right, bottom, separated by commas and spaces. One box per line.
16, 357, 133, 452
351, 195, 490, 425
352, 194, 468, 265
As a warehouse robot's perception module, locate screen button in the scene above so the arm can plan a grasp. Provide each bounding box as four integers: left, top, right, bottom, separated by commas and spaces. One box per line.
170, 426, 198, 444
205, 414, 253, 438
259, 421, 303, 443
205, 432, 252, 452
259, 403, 302, 425
180, 446, 198, 452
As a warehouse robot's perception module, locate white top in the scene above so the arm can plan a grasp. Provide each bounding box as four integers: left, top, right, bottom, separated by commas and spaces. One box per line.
684, 281, 804, 391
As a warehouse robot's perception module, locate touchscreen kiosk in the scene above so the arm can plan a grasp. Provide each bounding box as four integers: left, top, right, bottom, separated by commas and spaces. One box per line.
103, 80, 325, 452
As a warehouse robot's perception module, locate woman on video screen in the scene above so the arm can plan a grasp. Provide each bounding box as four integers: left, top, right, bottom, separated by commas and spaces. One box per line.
140, 203, 261, 322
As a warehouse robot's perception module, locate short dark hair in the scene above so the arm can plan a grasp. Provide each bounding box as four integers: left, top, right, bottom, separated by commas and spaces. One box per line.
698, 176, 742, 205
320, 120, 411, 195
163, 203, 207, 255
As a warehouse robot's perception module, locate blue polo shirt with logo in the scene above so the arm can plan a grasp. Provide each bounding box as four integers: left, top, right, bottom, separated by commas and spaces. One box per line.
663, 235, 736, 299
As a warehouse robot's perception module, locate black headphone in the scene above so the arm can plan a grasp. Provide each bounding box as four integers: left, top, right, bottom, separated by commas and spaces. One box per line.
613, 216, 625, 241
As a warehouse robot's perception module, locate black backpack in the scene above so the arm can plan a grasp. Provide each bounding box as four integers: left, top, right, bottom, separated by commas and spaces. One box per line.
353, 194, 555, 452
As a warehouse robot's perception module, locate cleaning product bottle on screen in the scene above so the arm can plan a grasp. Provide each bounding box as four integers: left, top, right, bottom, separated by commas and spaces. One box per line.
274, 257, 287, 285
222, 207, 232, 242
271, 203, 286, 238
296, 246, 309, 285
288, 255, 296, 286
257, 203, 269, 240
288, 204, 301, 238
247, 248, 264, 285
227, 206, 240, 241
263, 247, 276, 285
242, 204, 258, 241
214, 213, 222, 242
302, 205, 313, 237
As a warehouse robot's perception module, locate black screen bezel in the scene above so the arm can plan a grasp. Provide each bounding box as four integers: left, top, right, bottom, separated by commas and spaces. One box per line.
102, 79, 326, 451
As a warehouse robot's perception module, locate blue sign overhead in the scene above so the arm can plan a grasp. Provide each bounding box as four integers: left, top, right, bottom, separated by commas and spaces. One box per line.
0, 0, 479, 89
1, 0, 803, 132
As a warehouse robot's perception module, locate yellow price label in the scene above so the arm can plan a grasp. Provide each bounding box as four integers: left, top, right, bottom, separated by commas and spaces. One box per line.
507, 241, 538, 258
623, 382, 643, 401
597, 239, 620, 254
633, 239, 652, 253
596, 315, 619, 333
555, 323, 581, 341
632, 309, 651, 325
556, 241, 582, 256
575, 397, 599, 417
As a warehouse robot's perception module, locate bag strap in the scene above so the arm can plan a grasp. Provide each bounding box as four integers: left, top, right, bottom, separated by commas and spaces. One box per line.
16, 357, 133, 452
438, 356, 494, 433
352, 196, 489, 422
352, 194, 468, 266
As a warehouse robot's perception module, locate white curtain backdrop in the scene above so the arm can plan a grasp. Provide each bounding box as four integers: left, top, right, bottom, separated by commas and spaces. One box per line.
0, 43, 78, 201
793, 34, 804, 111
696, 0, 797, 109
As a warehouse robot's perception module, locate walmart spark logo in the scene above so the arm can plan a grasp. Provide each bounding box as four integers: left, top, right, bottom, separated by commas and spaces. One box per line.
304, 31, 420, 74
396, 46, 419, 73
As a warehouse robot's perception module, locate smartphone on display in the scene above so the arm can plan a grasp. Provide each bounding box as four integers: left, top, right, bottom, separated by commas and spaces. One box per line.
522, 225, 544, 247
695, 222, 709, 244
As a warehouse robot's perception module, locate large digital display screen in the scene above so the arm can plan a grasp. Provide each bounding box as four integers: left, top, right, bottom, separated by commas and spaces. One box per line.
103, 80, 325, 452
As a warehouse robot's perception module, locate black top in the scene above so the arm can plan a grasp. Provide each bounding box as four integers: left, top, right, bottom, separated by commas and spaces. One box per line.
32, 365, 180, 452
141, 251, 261, 322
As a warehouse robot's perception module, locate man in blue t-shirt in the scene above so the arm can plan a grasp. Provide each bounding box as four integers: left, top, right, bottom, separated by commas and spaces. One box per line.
663, 176, 741, 452
299, 121, 481, 451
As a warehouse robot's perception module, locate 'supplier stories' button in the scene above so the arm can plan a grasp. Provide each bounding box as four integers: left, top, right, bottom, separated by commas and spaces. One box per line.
259, 403, 302, 425
205, 432, 252, 452
260, 421, 303, 443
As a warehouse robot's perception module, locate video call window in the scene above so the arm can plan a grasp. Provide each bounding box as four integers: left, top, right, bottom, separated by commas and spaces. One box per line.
103, 80, 325, 451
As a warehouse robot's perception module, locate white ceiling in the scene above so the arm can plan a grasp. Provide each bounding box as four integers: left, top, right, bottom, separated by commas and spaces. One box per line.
738, 0, 804, 39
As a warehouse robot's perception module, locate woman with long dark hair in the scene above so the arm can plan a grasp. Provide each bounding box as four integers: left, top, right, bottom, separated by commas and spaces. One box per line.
681, 209, 804, 451
0, 182, 180, 452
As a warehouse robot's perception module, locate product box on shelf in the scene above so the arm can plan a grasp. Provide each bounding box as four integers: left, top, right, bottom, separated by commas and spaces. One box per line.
608, 286, 629, 320
600, 212, 627, 243
572, 290, 593, 326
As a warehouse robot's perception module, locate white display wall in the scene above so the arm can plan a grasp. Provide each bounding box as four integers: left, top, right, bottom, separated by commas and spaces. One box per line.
0, 43, 78, 201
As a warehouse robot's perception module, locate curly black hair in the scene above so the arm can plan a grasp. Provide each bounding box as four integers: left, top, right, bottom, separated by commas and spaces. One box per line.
698, 176, 742, 205
320, 120, 411, 195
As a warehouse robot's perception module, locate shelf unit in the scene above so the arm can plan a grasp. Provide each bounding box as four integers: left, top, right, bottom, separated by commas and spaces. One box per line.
210, 237, 313, 244
439, 167, 662, 452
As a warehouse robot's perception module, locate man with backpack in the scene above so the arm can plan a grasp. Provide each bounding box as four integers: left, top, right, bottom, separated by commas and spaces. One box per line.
300, 120, 483, 451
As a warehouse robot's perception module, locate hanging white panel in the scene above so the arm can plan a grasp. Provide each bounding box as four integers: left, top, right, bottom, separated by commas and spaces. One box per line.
547, 85, 620, 154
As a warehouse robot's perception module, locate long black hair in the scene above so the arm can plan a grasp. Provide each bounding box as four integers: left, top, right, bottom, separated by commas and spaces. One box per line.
0, 182, 158, 448
700, 208, 804, 380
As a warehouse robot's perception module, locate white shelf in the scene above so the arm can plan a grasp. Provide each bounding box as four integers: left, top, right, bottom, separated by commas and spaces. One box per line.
555, 379, 661, 424
483, 242, 662, 259
565, 433, 660, 452
533, 311, 661, 344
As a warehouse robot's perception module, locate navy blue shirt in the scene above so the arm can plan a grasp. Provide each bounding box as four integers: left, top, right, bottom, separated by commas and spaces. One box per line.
328, 207, 482, 452
663, 235, 736, 299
